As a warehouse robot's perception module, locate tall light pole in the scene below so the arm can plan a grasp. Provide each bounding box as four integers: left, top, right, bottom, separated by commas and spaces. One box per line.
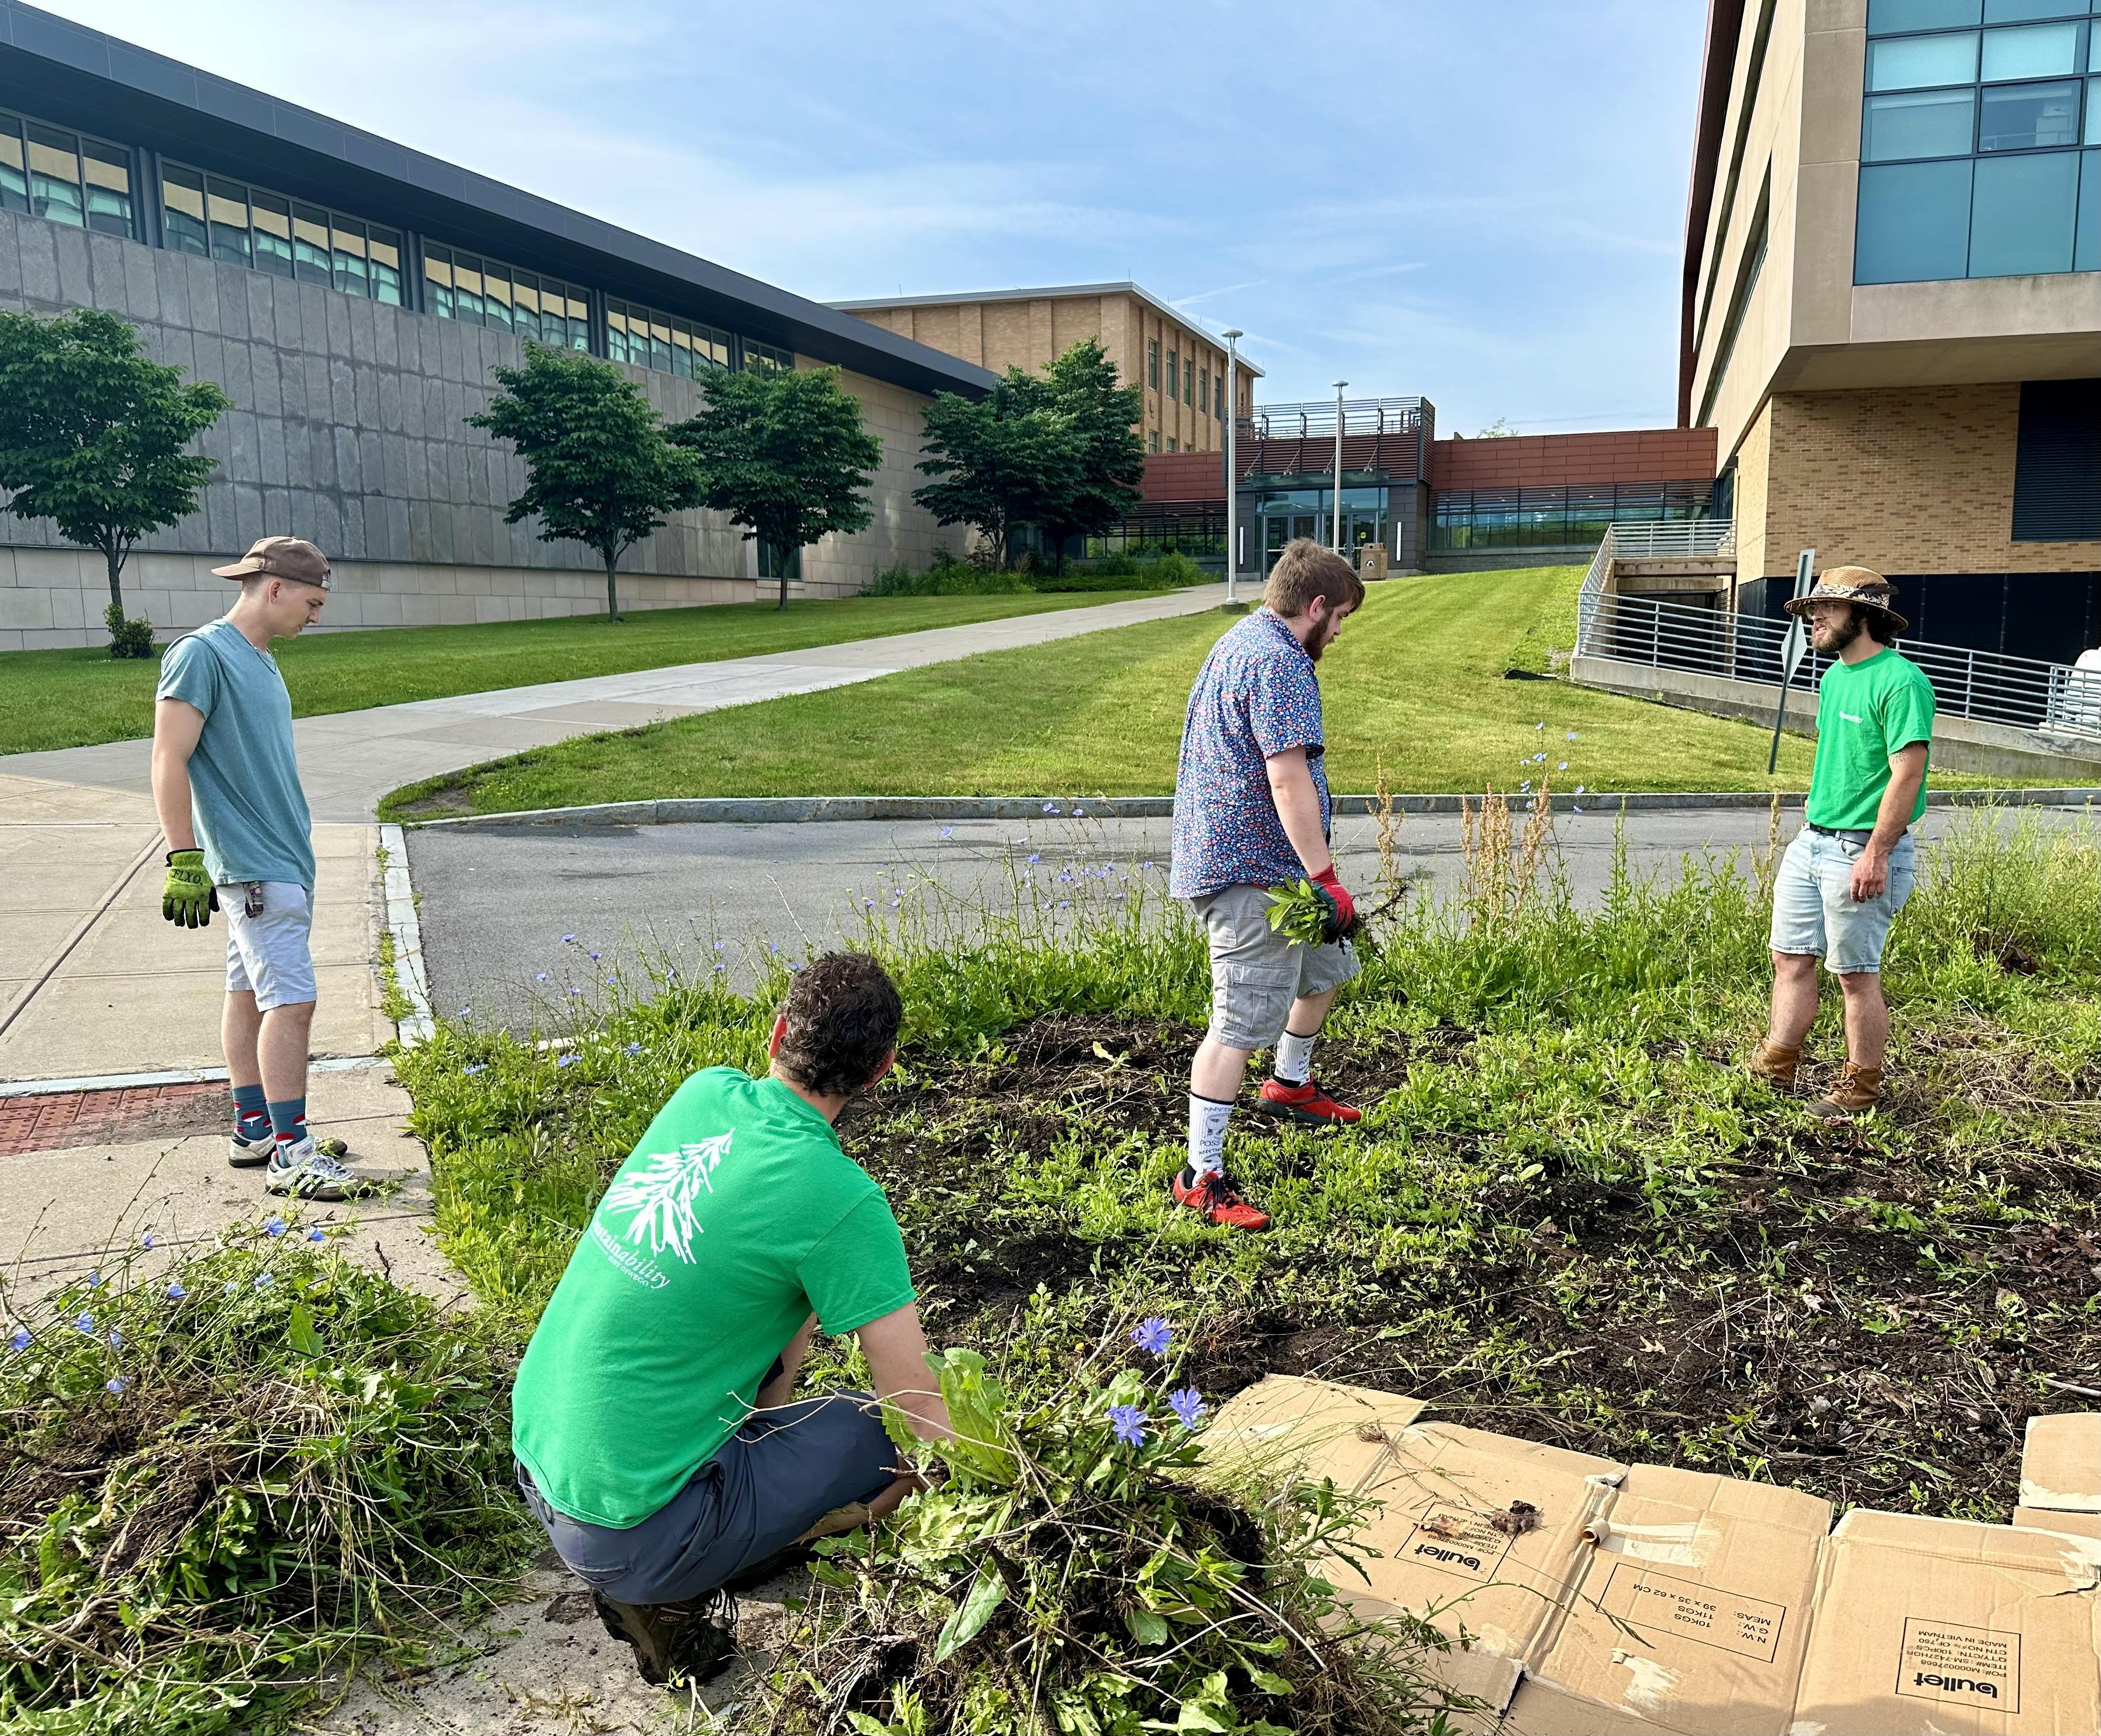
1332, 380, 1348, 552
1223, 330, 1242, 606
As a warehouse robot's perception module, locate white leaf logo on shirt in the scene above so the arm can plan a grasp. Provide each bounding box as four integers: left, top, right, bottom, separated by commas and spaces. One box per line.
599, 1131, 731, 1264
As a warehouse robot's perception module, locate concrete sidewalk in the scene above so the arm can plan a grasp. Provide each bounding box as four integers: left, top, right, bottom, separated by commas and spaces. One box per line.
0, 584, 1230, 823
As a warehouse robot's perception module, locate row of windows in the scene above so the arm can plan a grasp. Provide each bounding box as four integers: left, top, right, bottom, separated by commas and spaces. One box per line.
1869, 0, 2098, 33
1864, 19, 2099, 162
0, 108, 132, 235
425, 244, 588, 348
1429, 482, 1712, 551
162, 163, 404, 304
0, 101, 798, 380
1859, 146, 2100, 277
1143, 336, 1228, 419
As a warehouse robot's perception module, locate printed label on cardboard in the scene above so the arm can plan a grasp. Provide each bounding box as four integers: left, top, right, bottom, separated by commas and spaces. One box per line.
1397, 1500, 1519, 1584
1598, 1559, 1788, 1663
1893, 1617, 2019, 1713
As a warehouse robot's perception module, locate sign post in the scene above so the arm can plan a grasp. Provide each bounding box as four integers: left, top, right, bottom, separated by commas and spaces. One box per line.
1767, 547, 1816, 775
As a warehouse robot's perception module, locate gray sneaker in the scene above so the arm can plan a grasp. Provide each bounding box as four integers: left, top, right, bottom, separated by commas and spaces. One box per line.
265, 1137, 373, 1201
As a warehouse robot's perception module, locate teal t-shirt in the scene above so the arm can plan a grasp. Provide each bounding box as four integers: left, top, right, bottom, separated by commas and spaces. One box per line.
1806, 648, 1935, 832
155, 620, 315, 891
511, 1067, 917, 1529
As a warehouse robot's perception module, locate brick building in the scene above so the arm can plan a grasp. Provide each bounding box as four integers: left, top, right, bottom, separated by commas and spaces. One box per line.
1682, 0, 2100, 662
832, 283, 1258, 457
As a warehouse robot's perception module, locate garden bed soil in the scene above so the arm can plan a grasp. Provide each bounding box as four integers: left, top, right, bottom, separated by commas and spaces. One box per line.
849, 1013, 2101, 1519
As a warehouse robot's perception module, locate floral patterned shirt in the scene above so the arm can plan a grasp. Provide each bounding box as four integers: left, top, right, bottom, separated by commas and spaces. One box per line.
1170, 608, 1330, 899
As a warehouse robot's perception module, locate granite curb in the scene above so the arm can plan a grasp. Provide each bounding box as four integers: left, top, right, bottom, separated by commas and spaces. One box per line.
405, 787, 2101, 831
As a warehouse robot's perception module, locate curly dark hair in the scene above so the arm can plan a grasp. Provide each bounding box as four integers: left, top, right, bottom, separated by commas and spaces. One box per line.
774, 952, 903, 1098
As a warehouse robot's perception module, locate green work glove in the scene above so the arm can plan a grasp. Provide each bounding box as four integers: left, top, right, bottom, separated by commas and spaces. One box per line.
161, 850, 218, 928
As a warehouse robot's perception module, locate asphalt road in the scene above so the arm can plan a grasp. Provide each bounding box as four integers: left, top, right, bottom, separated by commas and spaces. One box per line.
408, 804, 2088, 1033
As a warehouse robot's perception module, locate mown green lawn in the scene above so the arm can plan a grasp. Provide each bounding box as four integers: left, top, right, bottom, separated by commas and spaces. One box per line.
0, 589, 1161, 756
383, 564, 1835, 816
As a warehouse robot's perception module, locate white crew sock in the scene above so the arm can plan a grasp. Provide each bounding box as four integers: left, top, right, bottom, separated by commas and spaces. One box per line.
1187, 1094, 1234, 1180
1273, 1028, 1318, 1086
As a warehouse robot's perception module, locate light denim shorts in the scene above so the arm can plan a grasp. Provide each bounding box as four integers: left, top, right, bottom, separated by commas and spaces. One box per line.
1769, 828, 1916, 975
222, 881, 317, 1010
1188, 883, 1360, 1049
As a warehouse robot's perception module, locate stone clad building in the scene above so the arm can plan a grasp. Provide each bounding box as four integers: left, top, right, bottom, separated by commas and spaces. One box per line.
0, 1, 995, 650
1682, 0, 2100, 663
833, 283, 1259, 458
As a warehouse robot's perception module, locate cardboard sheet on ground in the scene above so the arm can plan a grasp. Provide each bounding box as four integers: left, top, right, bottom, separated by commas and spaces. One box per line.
2017, 1412, 2099, 1515
1205, 1380, 2101, 1736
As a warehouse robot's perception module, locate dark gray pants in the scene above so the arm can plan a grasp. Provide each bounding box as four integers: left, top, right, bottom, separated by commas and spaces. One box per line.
517, 1391, 897, 1606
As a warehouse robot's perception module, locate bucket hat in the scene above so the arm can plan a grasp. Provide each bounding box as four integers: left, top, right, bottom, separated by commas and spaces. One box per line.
211, 536, 332, 589
1782, 564, 1906, 634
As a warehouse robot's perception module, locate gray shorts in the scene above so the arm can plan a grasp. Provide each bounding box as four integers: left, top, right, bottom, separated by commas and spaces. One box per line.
1188, 883, 1360, 1051
222, 881, 317, 1010
1770, 828, 1917, 975
516, 1389, 899, 1606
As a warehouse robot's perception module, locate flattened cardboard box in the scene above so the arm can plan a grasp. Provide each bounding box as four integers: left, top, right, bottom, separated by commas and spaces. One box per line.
2012, 1505, 2101, 1541
2017, 1413, 2099, 1515
1788, 1508, 2100, 1736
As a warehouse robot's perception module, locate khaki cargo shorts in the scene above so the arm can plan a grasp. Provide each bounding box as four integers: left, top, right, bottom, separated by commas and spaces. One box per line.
1188, 883, 1360, 1051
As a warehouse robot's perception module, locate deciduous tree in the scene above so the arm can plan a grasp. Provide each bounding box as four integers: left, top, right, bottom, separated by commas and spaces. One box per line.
671, 365, 881, 609
912, 374, 1078, 569
1036, 338, 1144, 572
467, 344, 702, 621
0, 307, 229, 650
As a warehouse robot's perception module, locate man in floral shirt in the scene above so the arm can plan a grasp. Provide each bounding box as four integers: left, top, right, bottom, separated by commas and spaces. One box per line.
1167, 539, 1366, 1231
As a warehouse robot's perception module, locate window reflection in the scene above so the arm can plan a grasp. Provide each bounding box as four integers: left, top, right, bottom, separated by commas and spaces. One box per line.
250, 192, 294, 277
0, 122, 26, 215
81, 140, 131, 236
1979, 78, 2082, 147
292, 204, 331, 284
331, 218, 368, 297
25, 122, 85, 227
206, 177, 249, 266
161, 162, 207, 254
158, 158, 398, 303
605, 296, 738, 373
427, 243, 589, 347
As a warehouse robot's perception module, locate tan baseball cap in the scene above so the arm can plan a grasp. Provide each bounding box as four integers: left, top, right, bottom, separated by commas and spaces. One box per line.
211, 536, 332, 589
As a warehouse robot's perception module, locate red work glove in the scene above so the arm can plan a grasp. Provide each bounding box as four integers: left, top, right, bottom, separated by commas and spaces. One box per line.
1312, 866, 1358, 941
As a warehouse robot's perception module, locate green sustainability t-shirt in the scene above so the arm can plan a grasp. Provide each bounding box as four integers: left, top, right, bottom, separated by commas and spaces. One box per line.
1805, 648, 1935, 832
511, 1066, 916, 1529
154, 620, 315, 891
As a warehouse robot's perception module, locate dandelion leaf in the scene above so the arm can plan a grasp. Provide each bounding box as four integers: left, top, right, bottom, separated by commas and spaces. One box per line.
933, 1562, 1007, 1662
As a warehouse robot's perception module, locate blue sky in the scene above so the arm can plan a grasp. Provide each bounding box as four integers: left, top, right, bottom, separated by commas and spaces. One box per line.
53, 1, 1708, 436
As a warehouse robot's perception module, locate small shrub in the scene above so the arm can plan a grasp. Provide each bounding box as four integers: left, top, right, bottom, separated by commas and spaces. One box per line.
103, 600, 156, 659
864, 551, 1033, 597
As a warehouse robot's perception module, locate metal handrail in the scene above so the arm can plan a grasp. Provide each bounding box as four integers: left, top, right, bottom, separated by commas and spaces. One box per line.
1239, 396, 1425, 440
1576, 589, 2089, 734
1580, 520, 1738, 607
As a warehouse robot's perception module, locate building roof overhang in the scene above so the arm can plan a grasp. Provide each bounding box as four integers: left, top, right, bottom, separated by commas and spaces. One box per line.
829, 282, 1267, 375
0, 0, 997, 399
1680, 0, 1750, 428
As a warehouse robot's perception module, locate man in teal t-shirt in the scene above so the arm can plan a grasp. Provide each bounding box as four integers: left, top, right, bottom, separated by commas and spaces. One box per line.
511, 953, 954, 1686
1750, 568, 1935, 1118
152, 536, 368, 1204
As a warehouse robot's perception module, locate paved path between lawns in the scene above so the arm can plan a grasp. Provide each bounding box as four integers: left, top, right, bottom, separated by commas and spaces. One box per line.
408, 802, 2095, 1033
0, 584, 1233, 825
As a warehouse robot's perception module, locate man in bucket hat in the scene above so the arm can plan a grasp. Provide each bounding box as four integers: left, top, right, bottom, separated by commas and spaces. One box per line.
150, 537, 370, 1200
1749, 567, 1934, 1118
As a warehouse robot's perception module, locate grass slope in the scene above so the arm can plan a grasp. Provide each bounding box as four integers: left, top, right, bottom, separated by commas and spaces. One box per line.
382, 565, 1839, 818
0, 590, 1157, 756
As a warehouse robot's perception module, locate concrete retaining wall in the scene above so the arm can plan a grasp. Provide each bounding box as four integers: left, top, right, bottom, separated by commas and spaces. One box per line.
1570, 653, 2101, 780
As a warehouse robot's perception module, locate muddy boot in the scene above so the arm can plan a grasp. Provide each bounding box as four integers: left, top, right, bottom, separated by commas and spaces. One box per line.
1810, 1062, 1883, 1120
1746, 1040, 1800, 1092
593, 1587, 740, 1686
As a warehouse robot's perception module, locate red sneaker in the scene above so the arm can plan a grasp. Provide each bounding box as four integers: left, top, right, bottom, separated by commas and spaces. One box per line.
1171, 1167, 1272, 1231
1257, 1077, 1362, 1126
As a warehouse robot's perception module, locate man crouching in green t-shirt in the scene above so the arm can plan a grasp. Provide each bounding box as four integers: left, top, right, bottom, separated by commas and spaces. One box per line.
1750, 569, 1934, 1120
510, 953, 952, 1686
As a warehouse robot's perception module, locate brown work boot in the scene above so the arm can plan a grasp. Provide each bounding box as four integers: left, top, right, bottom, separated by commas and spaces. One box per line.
592, 1587, 739, 1686
1747, 1040, 1800, 1091
1811, 1063, 1884, 1120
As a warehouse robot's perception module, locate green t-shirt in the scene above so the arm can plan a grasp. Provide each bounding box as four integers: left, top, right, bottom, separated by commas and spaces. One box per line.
1805, 648, 1935, 832
511, 1067, 916, 1528
154, 620, 315, 891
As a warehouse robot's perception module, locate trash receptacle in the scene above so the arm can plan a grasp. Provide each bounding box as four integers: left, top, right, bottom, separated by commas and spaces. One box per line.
1358, 541, 1390, 581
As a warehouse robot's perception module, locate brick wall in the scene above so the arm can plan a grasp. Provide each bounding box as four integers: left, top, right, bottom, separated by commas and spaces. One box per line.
1746, 384, 2099, 579
1429, 427, 1718, 490
1141, 451, 1226, 502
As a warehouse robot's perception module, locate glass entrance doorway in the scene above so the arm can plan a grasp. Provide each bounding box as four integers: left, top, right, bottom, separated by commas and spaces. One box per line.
1257, 487, 1389, 572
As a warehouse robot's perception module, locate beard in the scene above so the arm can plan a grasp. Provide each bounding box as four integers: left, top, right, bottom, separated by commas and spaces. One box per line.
1814, 611, 1863, 653
1306, 616, 1338, 662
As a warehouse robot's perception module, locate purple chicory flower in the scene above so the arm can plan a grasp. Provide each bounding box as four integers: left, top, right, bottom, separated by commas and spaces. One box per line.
87, 1270, 101, 1289
1168, 1388, 1207, 1429
1132, 1317, 1173, 1356
264, 1216, 286, 1238
568, 986, 583, 996
141, 1232, 154, 1249
535, 971, 550, 982
8, 1327, 30, 1351
458, 1006, 471, 1017
561, 934, 577, 945
308, 1228, 326, 1243
75, 1313, 95, 1334
589, 951, 601, 961
1109, 1404, 1148, 1448
105, 1377, 126, 1395
1566, 730, 1577, 741
712, 941, 726, 952
255, 1271, 274, 1289
1027, 853, 1040, 864
462, 1063, 486, 1076
106, 1328, 122, 1349
940, 827, 954, 839
1558, 761, 1569, 771
623, 1042, 642, 1056
556, 1053, 578, 1068
166, 1281, 187, 1300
